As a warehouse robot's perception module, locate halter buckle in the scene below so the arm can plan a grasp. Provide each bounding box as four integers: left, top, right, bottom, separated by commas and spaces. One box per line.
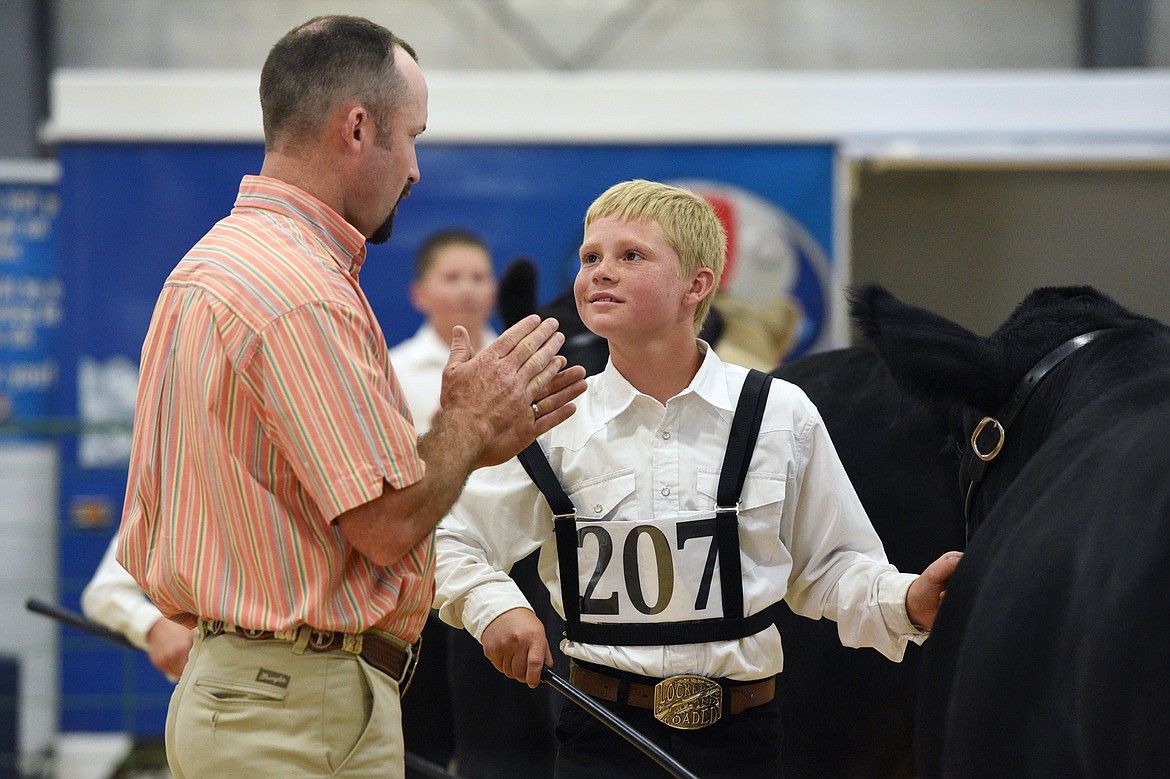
970, 417, 1005, 462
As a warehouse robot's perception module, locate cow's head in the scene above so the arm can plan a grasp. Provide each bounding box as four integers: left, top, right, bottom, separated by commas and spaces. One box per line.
849, 283, 1165, 536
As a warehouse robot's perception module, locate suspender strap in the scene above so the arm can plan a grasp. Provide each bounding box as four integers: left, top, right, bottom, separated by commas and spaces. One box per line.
568, 607, 779, 646
554, 516, 583, 628
518, 443, 583, 627
518, 441, 574, 517
718, 369, 772, 507
714, 369, 771, 622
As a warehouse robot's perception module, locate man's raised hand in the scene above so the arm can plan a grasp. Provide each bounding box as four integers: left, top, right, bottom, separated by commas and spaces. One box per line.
441, 315, 587, 468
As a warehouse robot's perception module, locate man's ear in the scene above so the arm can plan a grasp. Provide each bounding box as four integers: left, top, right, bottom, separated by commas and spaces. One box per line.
341, 104, 370, 152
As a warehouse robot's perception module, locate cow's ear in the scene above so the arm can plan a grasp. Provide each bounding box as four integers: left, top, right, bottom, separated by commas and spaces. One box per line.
849, 284, 997, 408
498, 257, 538, 328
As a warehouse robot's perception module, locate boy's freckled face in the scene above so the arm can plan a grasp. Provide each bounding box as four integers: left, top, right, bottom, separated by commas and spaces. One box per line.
574, 217, 692, 345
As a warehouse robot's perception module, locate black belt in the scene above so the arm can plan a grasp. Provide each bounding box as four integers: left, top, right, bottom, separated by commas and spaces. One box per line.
200, 620, 419, 692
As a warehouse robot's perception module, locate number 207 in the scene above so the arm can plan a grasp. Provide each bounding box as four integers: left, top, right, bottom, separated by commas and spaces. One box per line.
577, 517, 720, 616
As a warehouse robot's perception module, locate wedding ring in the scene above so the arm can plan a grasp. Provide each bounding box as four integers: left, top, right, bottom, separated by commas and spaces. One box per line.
532, 402, 540, 421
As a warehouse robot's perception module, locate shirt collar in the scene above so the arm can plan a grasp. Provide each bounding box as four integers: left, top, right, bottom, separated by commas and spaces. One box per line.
595, 339, 733, 421
234, 175, 368, 276
418, 324, 450, 356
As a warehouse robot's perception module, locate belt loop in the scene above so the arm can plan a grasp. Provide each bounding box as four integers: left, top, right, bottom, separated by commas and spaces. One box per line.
342, 632, 363, 654
291, 625, 311, 655
406, 635, 419, 670
616, 675, 631, 706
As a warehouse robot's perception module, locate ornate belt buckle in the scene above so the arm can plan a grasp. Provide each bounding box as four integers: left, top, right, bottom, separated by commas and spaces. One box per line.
653, 674, 723, 730
308, 629, 337, 650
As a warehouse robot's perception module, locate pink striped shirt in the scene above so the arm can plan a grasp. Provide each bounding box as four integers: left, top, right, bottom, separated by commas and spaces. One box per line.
118, 175, 432, 641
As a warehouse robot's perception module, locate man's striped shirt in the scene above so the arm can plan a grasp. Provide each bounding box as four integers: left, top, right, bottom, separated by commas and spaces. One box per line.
118, 175, 432, 642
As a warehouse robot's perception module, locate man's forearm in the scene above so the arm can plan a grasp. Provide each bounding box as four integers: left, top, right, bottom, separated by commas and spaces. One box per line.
334, 407, 490, 566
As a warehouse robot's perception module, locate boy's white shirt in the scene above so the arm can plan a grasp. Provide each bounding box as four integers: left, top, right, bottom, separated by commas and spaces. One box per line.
81, 534, 164, 651
433, 343, 925, 681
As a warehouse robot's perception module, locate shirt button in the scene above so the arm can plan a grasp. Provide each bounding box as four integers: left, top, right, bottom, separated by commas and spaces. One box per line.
662, 431, 671, 440
593, 504, 603, 513
661, 487, 671, 497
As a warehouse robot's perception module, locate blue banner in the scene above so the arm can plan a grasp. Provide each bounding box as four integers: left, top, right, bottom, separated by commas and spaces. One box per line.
55, 140, 837, 736
0, 164, 61, 433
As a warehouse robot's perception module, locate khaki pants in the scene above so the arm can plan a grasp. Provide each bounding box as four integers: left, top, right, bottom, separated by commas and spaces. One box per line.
166, 628, 403, 778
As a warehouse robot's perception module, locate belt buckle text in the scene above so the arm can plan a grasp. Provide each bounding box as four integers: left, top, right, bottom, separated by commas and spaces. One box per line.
653, 674, 722, 730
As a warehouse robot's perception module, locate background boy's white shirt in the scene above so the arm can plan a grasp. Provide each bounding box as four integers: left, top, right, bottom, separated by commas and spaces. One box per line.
81, 535, 165, 651
433, 343, 925, 682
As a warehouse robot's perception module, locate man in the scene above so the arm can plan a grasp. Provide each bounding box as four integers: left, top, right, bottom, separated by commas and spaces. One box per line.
117, 15, 586, 778
434, 179, 961, 777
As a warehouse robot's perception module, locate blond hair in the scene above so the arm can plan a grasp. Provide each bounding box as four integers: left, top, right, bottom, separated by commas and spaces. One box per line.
584, 180, 726, 333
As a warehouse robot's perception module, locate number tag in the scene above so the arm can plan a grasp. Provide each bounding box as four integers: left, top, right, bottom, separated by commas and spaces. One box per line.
575, 511, 725, 624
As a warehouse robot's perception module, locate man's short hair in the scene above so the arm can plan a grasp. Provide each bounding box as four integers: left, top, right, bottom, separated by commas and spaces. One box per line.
259, 15, 417, 151
584, 179, 727, 333
414, 229, 490, 281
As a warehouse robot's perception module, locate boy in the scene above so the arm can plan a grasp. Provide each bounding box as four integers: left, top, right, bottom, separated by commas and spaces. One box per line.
390, 229, 559, 776
390, 229, 500, 434
433, 179, 960, 777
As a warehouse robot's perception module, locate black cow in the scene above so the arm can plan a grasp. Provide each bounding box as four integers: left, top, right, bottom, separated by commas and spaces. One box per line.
771, 348, 965, 778
851, 284, 1170, 778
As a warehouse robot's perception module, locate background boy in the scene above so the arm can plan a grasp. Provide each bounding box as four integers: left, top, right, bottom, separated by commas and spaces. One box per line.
389, 228, 559, 777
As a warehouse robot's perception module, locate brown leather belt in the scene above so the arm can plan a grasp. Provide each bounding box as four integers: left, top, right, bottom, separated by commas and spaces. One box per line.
200, 620, 418, 691
569, 662, 775, 729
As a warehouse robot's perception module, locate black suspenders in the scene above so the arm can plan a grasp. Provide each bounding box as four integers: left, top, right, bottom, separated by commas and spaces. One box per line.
517, 369, 776, 646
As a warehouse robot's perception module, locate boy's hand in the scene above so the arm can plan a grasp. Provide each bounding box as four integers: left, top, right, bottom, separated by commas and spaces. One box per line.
906, 551, 963, 630
146, 618, 195, 681
481, 607, 553, 689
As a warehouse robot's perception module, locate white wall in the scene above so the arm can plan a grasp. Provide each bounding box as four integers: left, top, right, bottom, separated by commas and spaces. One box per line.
54, 0, 1083, 71
0, 442, 59, 768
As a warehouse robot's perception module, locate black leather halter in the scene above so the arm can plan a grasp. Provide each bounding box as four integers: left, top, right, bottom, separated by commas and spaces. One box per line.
960, 328, 1115, 539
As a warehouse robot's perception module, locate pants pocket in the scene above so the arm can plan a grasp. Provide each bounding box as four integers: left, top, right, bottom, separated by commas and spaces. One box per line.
326, 656, 402, 776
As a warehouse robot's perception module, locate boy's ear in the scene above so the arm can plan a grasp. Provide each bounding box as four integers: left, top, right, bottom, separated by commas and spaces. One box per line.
408, 280, 426, 313
687, 267, 717, 305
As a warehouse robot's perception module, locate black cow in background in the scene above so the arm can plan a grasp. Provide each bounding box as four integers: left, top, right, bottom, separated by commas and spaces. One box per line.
852, 284, 1170, 778
771, 349, 965, 778
498, 259, 965, 778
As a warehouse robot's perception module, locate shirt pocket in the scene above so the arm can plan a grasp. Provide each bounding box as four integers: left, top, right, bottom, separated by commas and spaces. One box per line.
566, 469, 636, 520
696, 467, 786, 573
